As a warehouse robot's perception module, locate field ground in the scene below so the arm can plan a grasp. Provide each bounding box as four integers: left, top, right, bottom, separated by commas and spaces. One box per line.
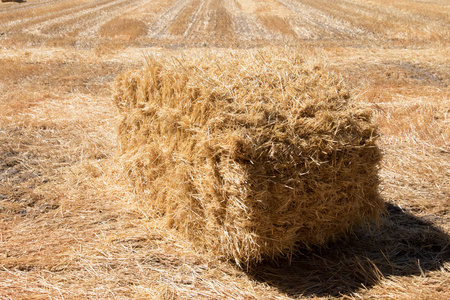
0, 0, 449, 299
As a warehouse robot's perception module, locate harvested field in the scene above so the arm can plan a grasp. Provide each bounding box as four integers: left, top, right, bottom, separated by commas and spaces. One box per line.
0, 0, 449, 299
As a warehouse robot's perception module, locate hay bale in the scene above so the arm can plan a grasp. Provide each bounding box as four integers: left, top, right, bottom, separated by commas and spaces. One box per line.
113, 49, 383, 265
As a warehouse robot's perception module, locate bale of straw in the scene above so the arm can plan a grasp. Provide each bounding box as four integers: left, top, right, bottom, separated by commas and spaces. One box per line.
113, 49, 384, 265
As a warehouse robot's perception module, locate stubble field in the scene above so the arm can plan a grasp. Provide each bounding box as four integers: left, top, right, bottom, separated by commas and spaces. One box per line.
0, 0, 449, 299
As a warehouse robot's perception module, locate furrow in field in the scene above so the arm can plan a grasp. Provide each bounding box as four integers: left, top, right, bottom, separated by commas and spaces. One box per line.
294, 0, 449, 42
0, 0, 95, 29
166, 0, 204, 36
180, 0, 207, 37
102, 0, 178, 42
191, 0, 216, 36
37, 0, 154, 37
274, 0, 371, 39
300, 0, 392, 33
22, 0, 129, 36
226, 0, 256, 40
353, 0, 450, 25
179, 0, 235, 43
287, 0, 377, 39
150, 0, 192, 39
235, 0, 293, 41
117, 0, 177, 21
357, 0, 450, 41
205, 0, 235, 40
75, 0, 159, 41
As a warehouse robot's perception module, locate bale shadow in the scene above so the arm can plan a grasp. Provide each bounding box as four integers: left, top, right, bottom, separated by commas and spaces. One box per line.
248, 203, 450, 297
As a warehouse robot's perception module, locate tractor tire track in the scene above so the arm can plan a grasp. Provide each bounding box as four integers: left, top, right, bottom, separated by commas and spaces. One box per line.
24, 0, 131, 37
179, 0, 206, 37
150, 0, 191, 39
1, 0, 113, 33
204, 0, 235, 40
178, 0, 236, 43
227, 0, 254, 40
275, 0, 371, 39
37, 0, 161, 38
231, 0, 284, 41
0, 0, 94, 29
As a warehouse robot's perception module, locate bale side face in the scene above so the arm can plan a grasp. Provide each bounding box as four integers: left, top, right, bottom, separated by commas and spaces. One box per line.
114, 50, 383, 265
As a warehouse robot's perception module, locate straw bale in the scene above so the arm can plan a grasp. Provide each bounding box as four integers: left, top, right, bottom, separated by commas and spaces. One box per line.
113, 49, 384, 265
